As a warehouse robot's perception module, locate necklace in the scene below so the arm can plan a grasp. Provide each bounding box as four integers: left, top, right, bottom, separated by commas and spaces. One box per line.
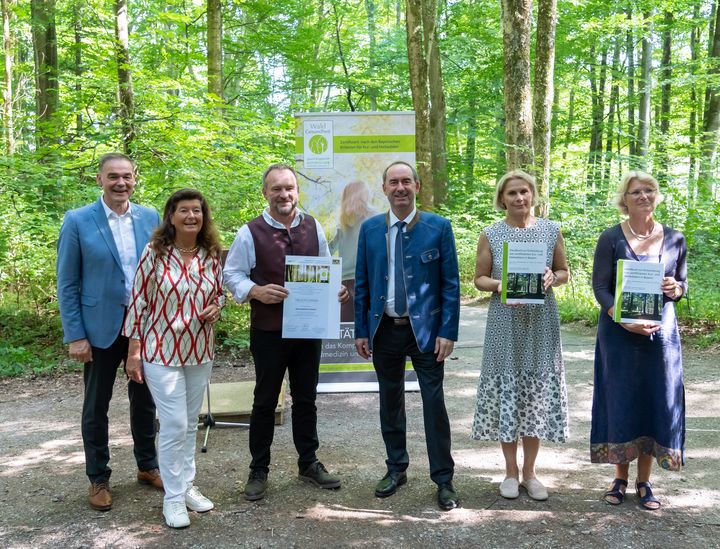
627, 221, 655, 240
175, 244, 199, 254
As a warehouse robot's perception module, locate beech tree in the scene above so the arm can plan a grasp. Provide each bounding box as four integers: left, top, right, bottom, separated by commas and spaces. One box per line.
637, 11, 653, 166
501, 0, 533, 171
207, 0, 223, 100
406, 0, 448, 208
532, 0, 557, 217
1, 0, 13, 154
114, 0, 134, 154
30, 0, 58, 146
699, 0, 720, 202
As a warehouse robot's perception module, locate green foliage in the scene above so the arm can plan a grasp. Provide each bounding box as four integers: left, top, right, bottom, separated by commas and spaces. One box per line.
214, 305, 251, 358
2, 0, 720, 379
0, 307, 69, 377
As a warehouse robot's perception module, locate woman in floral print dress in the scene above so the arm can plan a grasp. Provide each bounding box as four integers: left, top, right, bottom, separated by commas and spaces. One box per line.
472, 170, 570, 502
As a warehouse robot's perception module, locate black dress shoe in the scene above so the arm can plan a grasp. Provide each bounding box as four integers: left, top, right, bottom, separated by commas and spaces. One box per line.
437, 482, 458, 510
374, 471, 407, 498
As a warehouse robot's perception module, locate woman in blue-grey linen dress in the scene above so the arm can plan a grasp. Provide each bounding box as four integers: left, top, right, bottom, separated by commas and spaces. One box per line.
591, 171, 687, 511
472, 170, 570, 502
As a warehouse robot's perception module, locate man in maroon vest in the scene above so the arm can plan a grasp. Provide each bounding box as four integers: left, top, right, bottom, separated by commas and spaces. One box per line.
224, 163, 348, 501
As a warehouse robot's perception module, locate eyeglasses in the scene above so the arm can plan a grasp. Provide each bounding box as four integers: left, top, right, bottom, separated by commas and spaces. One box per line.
625, 188, 656, 198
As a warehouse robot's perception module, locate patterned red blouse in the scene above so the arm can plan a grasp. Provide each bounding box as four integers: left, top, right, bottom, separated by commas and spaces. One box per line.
123, 245, 223, 366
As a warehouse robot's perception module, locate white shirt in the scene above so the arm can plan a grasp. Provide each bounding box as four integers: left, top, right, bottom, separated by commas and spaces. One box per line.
224, 208, 330, 304
100, 197, 137, 305
385, 207, 416, 317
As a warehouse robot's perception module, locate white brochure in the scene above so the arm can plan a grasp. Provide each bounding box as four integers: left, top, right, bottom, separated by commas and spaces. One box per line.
282, 255, 342, 339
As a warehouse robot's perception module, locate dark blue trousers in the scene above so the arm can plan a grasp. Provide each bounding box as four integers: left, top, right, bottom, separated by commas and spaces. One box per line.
82, 333, 158, 483
372, 315, 454, 485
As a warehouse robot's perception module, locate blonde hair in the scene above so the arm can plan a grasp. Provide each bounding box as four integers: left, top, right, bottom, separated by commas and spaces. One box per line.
614, 171, 664, 214
339, 180, 373, 229
494, 170, 538, 211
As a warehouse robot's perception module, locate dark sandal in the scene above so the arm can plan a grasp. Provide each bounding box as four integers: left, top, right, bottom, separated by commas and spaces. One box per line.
603, 478, 628, 505
636, 481, 661, 510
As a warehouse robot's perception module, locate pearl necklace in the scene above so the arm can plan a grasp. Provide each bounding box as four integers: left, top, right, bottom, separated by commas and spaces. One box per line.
627, 221, 655, 241
175, 244, 199, 254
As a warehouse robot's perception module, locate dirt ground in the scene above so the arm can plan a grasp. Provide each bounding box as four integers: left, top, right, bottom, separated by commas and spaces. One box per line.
1, 303, 719, 549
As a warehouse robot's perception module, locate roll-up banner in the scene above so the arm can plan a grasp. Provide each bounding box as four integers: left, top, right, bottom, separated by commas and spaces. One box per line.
295, 111, 419, 393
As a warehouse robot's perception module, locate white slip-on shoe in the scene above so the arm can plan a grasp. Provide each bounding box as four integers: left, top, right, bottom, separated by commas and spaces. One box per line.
499, 477, 520, 499
521, 478, 549, 501
185, 486, 214, 513
163, 500, 190, 528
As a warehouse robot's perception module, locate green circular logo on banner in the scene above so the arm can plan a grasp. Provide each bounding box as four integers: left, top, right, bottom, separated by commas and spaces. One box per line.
308, 134, 329, 154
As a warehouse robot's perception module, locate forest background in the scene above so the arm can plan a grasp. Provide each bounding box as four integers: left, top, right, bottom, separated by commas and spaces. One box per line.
1, 0, 719, 376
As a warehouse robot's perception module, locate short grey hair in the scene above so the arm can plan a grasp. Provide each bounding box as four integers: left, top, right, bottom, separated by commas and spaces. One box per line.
382, 161, 419, 184
98, 152, 136, 172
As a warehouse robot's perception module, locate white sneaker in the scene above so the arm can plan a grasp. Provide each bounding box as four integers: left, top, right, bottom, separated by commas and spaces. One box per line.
499, 477, 520, 499
185, 486, 214, 512
163, 500, 190, 528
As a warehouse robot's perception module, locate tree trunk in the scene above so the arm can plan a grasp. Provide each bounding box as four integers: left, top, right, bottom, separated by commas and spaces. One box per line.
532, 0, 557, 218
551, 79, 559, 146
698, 0, 720, 202
333, 3, 355, 111
689, 3, 701, 207
364, 0, 378, 110
207, 0, 223, 100
657, 12, 672, 185
73, 0, 82, 135
114, 0, 134, 154
406, 0, 433, 209
626, 9, 636, 158
30, 0, 58, 147
588, 45, 607, 190
1, 0, 14, 154
424, 0, 448, 206
636, 11, 653, 167
562, 88, 574, 160
501, 0, 533, 171
464, 94, 478, 188
705, 0, 717, 116
604, 35, 621, 185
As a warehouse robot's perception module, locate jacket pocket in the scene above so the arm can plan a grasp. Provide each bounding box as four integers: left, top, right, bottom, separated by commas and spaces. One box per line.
81, 294, 98, 307
420, 248, 440, 263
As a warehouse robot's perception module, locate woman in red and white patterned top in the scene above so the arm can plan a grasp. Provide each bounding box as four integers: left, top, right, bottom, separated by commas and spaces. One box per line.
124, 188, 223, 529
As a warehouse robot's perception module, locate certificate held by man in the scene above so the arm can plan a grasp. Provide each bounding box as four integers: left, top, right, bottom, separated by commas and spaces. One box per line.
282, 255, 342, 339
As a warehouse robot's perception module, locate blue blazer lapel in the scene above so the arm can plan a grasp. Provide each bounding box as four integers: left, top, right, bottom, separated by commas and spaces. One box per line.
131, 204, 151, 257
92, 198, 123, 270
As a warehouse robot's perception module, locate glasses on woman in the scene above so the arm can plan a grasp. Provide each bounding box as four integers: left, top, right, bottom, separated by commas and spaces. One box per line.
625, 188, 656, 198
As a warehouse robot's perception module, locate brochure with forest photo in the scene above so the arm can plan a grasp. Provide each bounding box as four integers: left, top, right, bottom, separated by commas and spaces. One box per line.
613, 259, 664, 325
501, 242, 547, 305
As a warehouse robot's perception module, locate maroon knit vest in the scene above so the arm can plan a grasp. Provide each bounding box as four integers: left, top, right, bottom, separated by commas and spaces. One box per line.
247, 214, 320, 331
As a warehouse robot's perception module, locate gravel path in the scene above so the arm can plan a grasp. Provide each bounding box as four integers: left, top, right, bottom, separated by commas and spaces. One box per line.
0, 304, 719, 548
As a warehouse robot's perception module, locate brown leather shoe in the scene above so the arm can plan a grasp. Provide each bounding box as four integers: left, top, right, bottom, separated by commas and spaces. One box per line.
137, 468, 164, 490
88, 481, 112, 511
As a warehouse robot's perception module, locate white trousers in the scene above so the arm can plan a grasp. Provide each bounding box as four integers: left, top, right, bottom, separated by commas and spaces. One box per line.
144, 361, 212, 502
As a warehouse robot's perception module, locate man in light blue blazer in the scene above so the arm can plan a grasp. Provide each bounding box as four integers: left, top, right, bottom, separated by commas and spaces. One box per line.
354, 161, 460, 511
57, 153, 162, 511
